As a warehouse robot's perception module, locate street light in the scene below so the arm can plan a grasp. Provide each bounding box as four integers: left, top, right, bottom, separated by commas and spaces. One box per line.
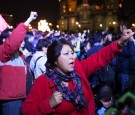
100, 24, 103, 28
49, 23, 52, 26
76, 22, 79, 25
112, 21, 116, 25
132, 23, 135, 27
78, 24, 81, 28
56, 25, 59, 29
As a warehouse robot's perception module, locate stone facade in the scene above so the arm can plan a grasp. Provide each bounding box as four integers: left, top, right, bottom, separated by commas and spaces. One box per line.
58, 0, 123, 32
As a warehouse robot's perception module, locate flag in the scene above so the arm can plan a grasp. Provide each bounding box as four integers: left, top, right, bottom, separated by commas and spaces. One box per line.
0, 14, 9, 35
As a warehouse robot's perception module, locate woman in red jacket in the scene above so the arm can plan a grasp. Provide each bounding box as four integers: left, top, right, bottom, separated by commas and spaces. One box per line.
0, 11, 37, 63
22, 29, 134, 115
0, 11, 38, 115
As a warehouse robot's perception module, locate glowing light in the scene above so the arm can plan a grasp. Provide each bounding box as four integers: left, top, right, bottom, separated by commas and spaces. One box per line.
78, 24, 81, 28
28, 24, 32, 30
109, 22, 112, 25
38, 20, 50, 32
76, 22, 79, 25
100, 24, 103, 27
49, 23, 52, 26
132, 23, 135, 27
56, 25, 59, 28
112, 21, 116, 25
119, 3, 122, 8
8, 25, 13, 29
10, 15, 13, 17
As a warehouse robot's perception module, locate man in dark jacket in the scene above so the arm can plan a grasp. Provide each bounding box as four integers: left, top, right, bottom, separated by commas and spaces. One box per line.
87, 32, 116, 90
117, 35, 135, 93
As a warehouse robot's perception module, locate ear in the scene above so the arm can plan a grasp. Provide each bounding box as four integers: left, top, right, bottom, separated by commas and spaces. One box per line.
42, 47, 44, 51
42, 47, 46, 51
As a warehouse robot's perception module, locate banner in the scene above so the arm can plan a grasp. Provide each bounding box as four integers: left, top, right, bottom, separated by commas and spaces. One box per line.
0, 14, 9, 35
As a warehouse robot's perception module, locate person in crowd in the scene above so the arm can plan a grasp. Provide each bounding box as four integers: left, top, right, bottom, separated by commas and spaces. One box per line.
30, 39, 51, 79
0, 11, 38, 115
86, 32, 105, 88
0, 28, 13, 45
86, 32, 105, 57
24, 32, 35, 52
117, 34, 135, 93
20, 32, 35, 58
19, 32, 36, 96
31, 28, 39, 51
95, 85, 113, 115
103, 34, 114, 46
68, 35, 81, 58
0, 12, 36, 62
78, 40, 91, 60
86, 32, 116, 89
22, 27, 134, 115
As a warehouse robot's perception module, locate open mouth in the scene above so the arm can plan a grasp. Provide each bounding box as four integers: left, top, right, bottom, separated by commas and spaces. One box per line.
69, 62, 74, 67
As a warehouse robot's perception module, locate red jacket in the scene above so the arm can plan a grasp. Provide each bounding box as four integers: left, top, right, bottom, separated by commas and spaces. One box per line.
0, 23, 27, 62
0, 23, 28, 100
22, 41, 121, 115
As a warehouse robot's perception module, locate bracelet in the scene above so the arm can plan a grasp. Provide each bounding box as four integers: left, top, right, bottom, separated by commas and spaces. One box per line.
117, 40, 123, 48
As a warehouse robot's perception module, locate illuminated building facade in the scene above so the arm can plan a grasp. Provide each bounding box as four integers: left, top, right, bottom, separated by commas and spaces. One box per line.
58, 0, 124, 32
58, 0, 78, 32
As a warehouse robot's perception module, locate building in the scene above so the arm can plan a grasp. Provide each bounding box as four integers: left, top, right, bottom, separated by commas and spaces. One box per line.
58, 0, 124, 33
58, 0, 78, 33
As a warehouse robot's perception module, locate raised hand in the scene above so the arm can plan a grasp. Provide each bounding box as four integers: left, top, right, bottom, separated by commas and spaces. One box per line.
117, 29, 134, 47
24, 11, 38, 26
29, 11, 38, 21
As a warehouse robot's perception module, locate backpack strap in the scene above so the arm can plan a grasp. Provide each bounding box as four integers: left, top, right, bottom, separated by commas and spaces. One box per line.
34, 56, 43, 70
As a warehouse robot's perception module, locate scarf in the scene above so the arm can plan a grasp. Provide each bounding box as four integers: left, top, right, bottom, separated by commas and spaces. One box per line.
46, 68, 88, 111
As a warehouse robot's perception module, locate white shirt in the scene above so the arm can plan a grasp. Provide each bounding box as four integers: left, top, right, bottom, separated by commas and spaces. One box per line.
30, 51, 47, 79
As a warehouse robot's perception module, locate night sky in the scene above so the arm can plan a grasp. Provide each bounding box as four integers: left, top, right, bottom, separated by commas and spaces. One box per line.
0, 0, 135, 26
0, 0, 60, 26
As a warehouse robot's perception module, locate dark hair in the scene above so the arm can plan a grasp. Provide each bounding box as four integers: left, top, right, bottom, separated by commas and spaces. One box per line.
93, 32, 104, 43
24, 32, 34, 42
78, 41, 89, 60
97, 85, 112, 102
0, 28, 13, 39
46, 39, 73, 68
0, 28, 13, 45
36, 39, 50, 51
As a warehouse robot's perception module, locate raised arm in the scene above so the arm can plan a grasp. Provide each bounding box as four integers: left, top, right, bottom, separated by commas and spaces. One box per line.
76, 28, 134, 77
0, 11, 38, 62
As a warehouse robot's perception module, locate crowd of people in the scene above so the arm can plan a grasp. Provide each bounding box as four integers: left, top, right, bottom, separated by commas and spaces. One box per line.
0, 11, 135, 115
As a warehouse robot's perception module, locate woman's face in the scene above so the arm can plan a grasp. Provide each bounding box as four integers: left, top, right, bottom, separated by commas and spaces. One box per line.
55, 45, 75, 75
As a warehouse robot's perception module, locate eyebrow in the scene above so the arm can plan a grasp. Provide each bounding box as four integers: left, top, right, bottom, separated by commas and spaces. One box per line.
62, 50, 73, 53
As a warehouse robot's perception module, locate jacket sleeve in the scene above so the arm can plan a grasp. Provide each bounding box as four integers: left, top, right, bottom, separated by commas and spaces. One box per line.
21, 75, 54, 115
75, 41, 121, 78
0, 23, 28, 62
